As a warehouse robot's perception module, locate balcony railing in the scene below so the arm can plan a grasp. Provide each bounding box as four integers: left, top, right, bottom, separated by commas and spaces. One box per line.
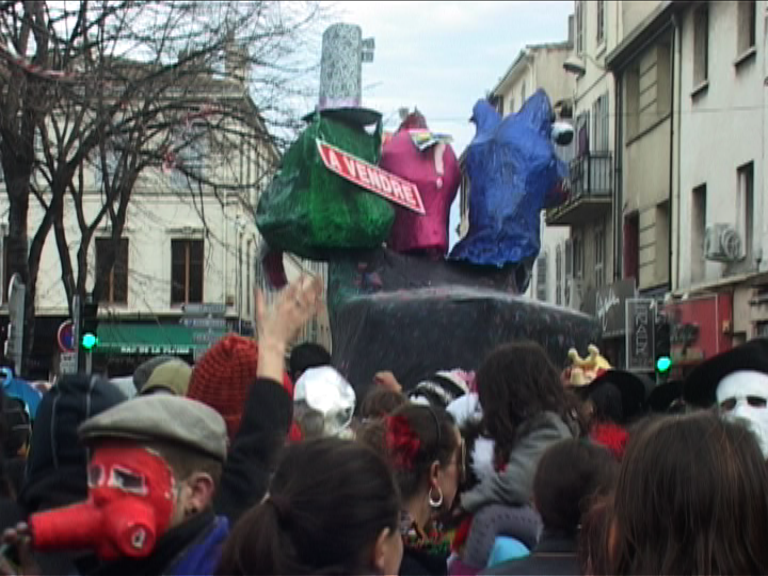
569, 152, 612, 200
547, 152, 613, 227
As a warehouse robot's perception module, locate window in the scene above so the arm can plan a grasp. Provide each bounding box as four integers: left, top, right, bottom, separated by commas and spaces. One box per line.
509, 97, 515, 114
95, 238, 129, 305
573, 235, 584, 279
595, 228, 605, 288
95, 147, 120, 189
576, 0, 585, 55
555, 245, 563, 306
694, 5, 709, 86
576, 111, 591, 156
624, 214, 639, 281
596, 0, 605, 45
737, 0, 757, 56
692, 185, 707, 282
737, 162, 754, 261
592, 93, 609, 152
2, 237, 8, 305
565, 238, 574, 305
520, 81, 527, 106
655, 201, 670, 283
246, 242, 252, 317
536, 252, 548, 301
171, 123, 207, 189
171, 239, 204, 305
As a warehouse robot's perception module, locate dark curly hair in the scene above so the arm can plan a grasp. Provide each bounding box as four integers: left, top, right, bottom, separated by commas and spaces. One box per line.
476, 341, 574, 468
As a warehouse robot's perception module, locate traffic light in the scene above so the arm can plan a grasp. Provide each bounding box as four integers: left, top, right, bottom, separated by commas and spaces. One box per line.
655, 312, 672, 381
80, 301, 99, 351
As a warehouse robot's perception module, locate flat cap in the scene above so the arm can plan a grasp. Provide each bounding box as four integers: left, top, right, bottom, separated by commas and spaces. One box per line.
79, 395, 227, 462
141, 360, 192, 397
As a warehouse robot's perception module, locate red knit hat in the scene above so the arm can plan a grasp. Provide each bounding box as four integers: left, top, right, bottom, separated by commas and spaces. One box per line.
187, 335, 298, 443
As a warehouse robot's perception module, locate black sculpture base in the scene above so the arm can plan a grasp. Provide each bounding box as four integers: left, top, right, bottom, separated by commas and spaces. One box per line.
328, 248, 600, 397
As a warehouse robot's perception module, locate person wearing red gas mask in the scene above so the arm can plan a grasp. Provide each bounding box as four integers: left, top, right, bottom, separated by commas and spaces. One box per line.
2, 395, 229, 576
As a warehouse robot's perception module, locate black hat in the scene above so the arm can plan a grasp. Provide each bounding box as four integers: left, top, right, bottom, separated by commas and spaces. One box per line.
683, 338, 768, 408
20, 375, 126, 513
646, 380, 684, 413
575, 370, 648, 423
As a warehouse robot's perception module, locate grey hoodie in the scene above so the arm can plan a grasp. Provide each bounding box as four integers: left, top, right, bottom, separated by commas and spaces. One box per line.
461, 411, 575, 512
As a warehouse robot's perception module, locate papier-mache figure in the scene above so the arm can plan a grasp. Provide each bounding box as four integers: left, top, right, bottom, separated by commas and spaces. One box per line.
255, 23, 394, 265
379, 110, 460, 258
450, 90, 569, 268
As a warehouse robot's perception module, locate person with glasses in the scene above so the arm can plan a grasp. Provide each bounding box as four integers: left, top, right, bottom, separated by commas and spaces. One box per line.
359, 404, 463, 576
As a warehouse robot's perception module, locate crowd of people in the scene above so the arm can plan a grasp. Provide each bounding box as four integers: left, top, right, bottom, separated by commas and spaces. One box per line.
0, 274, 765, 575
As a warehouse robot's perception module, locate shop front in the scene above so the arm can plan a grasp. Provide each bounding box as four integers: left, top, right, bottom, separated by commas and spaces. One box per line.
663, 293, 733, 377
581, 279, 636, 368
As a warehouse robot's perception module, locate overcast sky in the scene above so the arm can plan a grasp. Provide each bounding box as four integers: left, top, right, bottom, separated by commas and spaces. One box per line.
324, 0, 575, 243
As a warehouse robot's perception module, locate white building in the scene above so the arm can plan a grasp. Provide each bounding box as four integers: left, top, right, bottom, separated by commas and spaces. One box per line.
0, 51, 332, 377
674, 0, 768, 342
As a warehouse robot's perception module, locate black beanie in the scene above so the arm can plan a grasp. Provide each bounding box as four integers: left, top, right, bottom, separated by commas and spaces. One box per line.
20, 375, 125, 512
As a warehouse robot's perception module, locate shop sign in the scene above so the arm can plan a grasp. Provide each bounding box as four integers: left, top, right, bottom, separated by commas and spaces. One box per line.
626, 298, 655, 371
583, 280, 636, 337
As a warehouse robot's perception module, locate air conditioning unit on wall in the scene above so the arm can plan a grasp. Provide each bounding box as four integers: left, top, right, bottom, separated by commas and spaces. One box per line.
705, 224, 742, 263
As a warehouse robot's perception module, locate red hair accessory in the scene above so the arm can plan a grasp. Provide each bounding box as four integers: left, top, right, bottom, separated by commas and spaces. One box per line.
385, 415, 421, 469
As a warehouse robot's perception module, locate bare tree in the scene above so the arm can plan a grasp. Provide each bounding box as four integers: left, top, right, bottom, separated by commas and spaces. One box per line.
0, 0, 324, 371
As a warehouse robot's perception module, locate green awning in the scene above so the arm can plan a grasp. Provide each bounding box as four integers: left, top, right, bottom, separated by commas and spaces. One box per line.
97, 323, 200, 355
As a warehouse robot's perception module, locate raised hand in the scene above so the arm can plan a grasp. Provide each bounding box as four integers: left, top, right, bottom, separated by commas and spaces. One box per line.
255, 275, 323, 383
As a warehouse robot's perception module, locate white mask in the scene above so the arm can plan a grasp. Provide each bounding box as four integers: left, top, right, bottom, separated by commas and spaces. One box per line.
716, 371, 768, 458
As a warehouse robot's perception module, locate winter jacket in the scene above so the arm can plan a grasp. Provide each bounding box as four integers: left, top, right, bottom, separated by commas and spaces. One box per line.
482, 532, 579, 576
214, 377, 293, 524
17, 375, 125, 576
20, 375, 125, 515
400, 546, 449, 576
460, 412, 574, 512
462, 504, 541, 570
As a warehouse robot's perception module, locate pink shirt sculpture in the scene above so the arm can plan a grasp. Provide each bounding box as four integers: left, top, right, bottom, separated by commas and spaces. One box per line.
380, 113, 460, 258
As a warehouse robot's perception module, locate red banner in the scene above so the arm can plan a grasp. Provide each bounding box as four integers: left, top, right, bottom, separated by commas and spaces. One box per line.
316, 140, 426, 215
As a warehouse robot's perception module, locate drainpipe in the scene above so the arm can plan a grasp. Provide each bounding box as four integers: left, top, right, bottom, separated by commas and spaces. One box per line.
668, 16, 677, 295
237, 225, 244, 334
675, 12, 683, 291
223, 189, 229, 310
614, 74, 623, 281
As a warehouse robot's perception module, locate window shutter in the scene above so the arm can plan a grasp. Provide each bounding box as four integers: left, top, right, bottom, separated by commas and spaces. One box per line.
536, 254, 548, 301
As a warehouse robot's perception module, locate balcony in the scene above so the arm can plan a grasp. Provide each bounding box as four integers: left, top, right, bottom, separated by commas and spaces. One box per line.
546, 152, 613, 227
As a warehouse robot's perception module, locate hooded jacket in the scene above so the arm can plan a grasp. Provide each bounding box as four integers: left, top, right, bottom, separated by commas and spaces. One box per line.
20, 375, 126, 514
461, 412, 575, 513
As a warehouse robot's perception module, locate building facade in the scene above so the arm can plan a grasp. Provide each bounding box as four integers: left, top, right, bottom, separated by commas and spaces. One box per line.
603, 0, 766, 371
0, 49, 330, 378
672, 0, 766, 353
